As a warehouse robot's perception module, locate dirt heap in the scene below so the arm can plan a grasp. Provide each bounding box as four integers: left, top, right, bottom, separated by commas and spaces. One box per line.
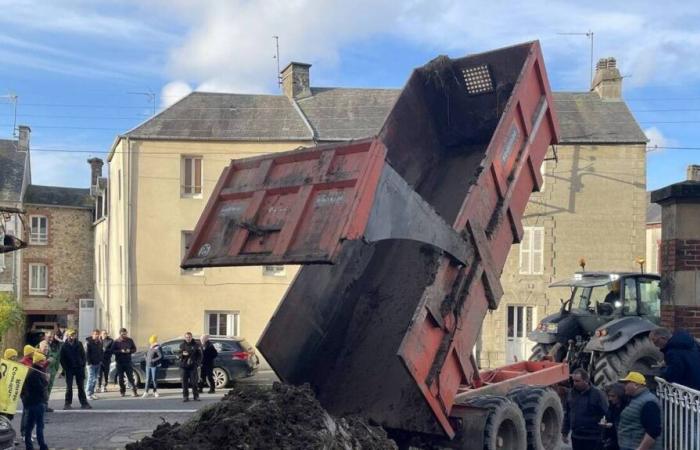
126, 382, 397, 450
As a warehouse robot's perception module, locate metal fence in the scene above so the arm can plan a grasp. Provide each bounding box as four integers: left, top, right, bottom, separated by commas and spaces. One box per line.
656, 377, 700, 450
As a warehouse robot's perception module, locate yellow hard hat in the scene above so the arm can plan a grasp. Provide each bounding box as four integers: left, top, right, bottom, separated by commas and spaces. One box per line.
148, 335, 158, 345
3, 348, 18, 360
23, 345, 35, 357
620, 371, 646, 385
32, 352, 46, 365
66, 328, 77, 336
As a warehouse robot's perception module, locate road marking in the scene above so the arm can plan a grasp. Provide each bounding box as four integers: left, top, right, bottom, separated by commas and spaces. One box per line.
18, 409, 198, 413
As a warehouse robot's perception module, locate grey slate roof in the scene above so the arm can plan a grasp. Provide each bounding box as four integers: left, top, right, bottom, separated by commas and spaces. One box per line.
124, 89, 647, 145
0, 139, 27, 203
552, 92, 647, 144
646, 192, 661, 224
24, 185, 92, 209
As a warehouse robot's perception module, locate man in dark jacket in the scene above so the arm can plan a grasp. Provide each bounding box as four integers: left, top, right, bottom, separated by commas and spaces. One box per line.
650, 327, 700, 390
21, 352, 50, 450
199, 334, 218, 394
59, 329, 91, 410
99, 329, 113, 393
85, 329, 103, 400
562, 368, 609, 450
111, 328, 138, 397
179, 332, 202, 402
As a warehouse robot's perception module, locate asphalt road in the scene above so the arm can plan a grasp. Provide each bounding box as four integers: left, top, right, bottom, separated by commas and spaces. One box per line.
11, 370, 278, 449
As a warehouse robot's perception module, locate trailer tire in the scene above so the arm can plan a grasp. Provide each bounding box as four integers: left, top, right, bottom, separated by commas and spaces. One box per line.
508, 387, 563, 450
465, 396, 527, 450
592, 335, 662, 386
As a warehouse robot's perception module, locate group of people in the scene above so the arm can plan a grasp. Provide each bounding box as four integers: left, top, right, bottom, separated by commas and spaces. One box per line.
563, 326, 700, 450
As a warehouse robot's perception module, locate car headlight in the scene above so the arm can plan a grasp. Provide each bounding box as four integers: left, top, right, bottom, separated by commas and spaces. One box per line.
546, 323, 558, 333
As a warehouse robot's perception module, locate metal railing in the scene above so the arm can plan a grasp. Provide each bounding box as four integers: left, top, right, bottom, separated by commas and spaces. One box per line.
656, 377, 700, 450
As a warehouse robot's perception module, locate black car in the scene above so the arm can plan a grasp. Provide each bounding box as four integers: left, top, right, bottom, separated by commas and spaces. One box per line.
109, 336, 259, 389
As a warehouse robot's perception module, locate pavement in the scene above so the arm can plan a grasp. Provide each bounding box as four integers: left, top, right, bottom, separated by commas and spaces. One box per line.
10, 370, 278, 449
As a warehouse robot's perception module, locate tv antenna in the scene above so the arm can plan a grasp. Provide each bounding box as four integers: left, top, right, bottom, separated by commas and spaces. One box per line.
273, 35, 281, 90
0, 93, 18, 136
128, 89, 156, 115
558, 30, 594, 86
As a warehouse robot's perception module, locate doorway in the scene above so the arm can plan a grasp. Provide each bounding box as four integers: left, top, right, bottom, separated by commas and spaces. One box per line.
506, 305, 536, 363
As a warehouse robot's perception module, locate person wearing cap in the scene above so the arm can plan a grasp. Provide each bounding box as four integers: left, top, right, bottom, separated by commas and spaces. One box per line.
3, 348, 18, 361
112, 328, 138, 397
562, 368, 608, 450
20, 345, 34, 367
21, 352, 49, 450
617, 372, 662, 450
142, 334, 162, 398
59, 329, 91, 410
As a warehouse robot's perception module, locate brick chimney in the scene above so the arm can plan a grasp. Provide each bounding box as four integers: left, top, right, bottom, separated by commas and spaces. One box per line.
281, 62, 312, 100
17, 125, 30, 152
591, 57, 622, 100
87, 157, 104, 187
687, 164, 700, 182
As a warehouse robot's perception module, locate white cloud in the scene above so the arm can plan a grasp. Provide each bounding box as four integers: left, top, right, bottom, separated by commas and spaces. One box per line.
645, 127, 677, 151
160, 81, 192, 108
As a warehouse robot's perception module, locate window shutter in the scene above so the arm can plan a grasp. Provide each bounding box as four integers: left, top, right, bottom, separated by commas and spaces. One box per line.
519, 229, 531, 274
532, 228, 544, 274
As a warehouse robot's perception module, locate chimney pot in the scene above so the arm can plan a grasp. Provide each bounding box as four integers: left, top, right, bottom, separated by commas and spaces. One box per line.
688, 165, 700, 182
87, 157, 104, 188
281, 62, 312, 100
592, 57, 622, 100
17, 125, 30, 152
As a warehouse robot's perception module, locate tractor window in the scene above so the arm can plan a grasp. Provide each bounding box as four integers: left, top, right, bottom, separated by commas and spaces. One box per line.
623, 278, 638, 315
571, 285, 609, 311
639, 278, 661, 323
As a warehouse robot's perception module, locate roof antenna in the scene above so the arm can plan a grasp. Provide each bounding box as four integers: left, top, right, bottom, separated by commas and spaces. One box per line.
557, 30, 594, 87
128, 90, 156, 116
273, 36, 281, 91
0, 93, 18, 136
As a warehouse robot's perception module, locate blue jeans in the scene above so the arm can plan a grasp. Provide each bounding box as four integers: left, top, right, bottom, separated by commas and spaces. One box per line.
144, 366, 158, 392
24, 403, 48, 450
86, 364, 100, 396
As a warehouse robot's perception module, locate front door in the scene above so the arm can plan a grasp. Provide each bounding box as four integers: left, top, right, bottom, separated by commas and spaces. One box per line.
78, 299, 95, 341
506, 305, 536, 363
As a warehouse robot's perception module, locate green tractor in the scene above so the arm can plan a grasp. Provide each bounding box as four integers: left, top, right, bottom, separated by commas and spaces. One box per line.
528, 271, 663, 386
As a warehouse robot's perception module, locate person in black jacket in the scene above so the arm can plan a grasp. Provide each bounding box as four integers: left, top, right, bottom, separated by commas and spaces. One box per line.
85, 329, 103, 400
98, 330, 113, 393
111, 328, 138, 397
562, 368, 609, 450
650, 327, 700, 390
21, 352, 50, 450
179, 332, 202, 402
59, 329, 91, 410
601, 383, 628, 450
199, 335, 218, 394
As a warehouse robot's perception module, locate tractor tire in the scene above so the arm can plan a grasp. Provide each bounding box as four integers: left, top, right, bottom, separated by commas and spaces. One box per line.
592, 335, 663, 386
528, 344, 551, 361
464, 395, 527, 450
508, 387, 563, 450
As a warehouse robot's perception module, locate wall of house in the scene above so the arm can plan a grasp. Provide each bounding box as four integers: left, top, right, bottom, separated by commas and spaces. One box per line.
21, 205, 94, 328
479, 142, 647, 367
646, 224, 662, 274
106, 139, 311, 359
106, 140, 129, 336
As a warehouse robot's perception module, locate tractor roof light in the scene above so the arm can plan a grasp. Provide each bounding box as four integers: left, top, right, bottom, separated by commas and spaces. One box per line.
574, 273, 583, 281
609, 273, 620, 281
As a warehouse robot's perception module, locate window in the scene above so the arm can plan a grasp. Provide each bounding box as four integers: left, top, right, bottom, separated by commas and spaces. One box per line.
263, 265, 285, 277
639, 277, 661, 322
181, 231, 203, 275
181, 156, 203, 197
29, 263, 48, 295
29, 216, 48, 245
206, 312, 239, 337
623, 278, 638, 315
519, 227, 544, 275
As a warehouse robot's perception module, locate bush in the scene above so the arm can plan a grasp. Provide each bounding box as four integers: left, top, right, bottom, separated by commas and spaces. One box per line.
0, 292, 23, 339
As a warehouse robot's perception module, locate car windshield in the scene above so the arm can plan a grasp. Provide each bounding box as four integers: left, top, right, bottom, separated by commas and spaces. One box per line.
570, 285, 611, 311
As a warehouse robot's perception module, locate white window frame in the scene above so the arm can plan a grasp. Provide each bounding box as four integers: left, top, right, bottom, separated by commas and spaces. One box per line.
181, 156, 203, 198
29, 215, 48, 245
519, 226, 544, 275
262, 265, 286, 277
29, 263, 48, 296
539, 160, 546, 192
181, 231, 203, 276
205, 311, 240, 337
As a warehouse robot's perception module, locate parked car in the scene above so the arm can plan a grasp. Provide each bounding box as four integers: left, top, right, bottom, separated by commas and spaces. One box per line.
109, 336, 259, 389
0, 415, 15, 450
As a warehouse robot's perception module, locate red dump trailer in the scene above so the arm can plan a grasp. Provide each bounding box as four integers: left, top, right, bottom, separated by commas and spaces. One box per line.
183, 41, 568, 449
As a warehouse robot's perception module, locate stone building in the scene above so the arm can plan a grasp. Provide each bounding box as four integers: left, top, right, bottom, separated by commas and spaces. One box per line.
478, 58, 648, 367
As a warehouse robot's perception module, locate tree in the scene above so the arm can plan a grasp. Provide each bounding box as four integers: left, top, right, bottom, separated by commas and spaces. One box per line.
0, 292, 23, 339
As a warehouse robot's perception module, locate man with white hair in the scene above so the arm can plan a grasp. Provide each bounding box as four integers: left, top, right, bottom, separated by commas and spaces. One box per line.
199, 334, 218, 394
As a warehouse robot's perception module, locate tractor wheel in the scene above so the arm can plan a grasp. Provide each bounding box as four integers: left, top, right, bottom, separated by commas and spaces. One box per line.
529, 343, 565, 362
592, 335, 663, 386
508, 387, 563, 450
465, 395, 527, 450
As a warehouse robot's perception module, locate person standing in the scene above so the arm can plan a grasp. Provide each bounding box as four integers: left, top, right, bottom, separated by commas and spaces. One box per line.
142, 335, 162, 398
3, 348, 18, 361
617, 372, 662, 450
21, 351, 50, 450
98, 330, 113, 393
59, 329, 91, 410
179, 332, 202, 402
44, 332, 61, 404
601, 383, 628, 450
112, 328, 138, 397
199, 335, 218, 394
85, 329, 103, 400
650, 327, 700, 390
20, 345, 34, 366
562, 368, 609, 450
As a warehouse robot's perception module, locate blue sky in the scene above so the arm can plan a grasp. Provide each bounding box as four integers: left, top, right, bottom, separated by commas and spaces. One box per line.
0, 0, 698, 191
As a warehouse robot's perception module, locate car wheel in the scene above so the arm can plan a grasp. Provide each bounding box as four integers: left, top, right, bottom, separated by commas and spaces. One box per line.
212, 367, 229, 389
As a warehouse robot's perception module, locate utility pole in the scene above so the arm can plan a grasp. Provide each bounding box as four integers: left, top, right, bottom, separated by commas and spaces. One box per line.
273, 35, 281, 90
558, 30, 595, 86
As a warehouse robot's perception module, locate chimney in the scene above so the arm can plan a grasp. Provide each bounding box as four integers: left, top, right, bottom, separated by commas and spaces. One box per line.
87, 157, 104, 188
591, 57, 622, 100
17, 125, 30, 152
688, 165, 700, 182
281, 62, 312, 99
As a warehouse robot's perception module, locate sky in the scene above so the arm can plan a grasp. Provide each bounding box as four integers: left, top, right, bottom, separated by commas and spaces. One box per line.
0, 0, 698, 191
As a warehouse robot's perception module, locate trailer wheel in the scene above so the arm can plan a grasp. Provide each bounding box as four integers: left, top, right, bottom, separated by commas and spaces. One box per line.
508, 387, 563, 450
465, 396, 527, 450
592, 335, 662, 386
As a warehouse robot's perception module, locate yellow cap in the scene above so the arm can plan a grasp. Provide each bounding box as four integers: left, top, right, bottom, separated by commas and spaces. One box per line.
3, 348, 17, 360
148, 335, 158, 345
620, 371, 646, 385
23, 345, 35, 357
66, 328, 77, 336
32, 352, 46, 365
